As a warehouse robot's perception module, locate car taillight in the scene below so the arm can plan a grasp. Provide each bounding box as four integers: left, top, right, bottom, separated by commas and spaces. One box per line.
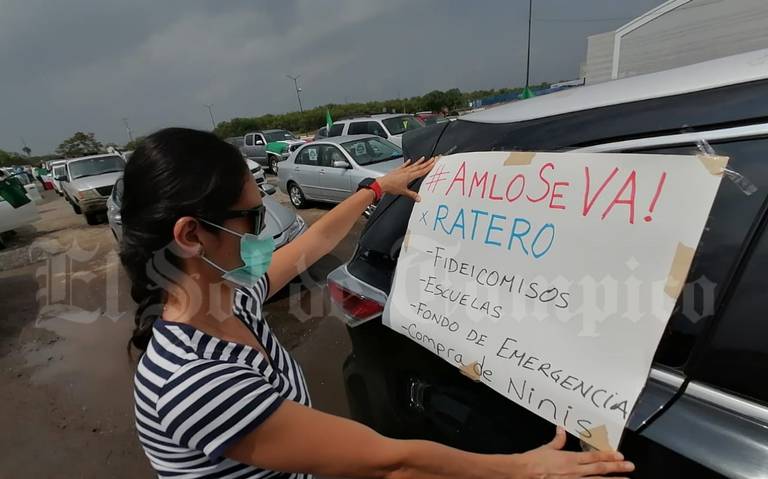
328, 279, 384, 325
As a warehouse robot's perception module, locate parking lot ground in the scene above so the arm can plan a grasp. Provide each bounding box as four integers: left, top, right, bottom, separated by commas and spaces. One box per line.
0, 178, 359, 477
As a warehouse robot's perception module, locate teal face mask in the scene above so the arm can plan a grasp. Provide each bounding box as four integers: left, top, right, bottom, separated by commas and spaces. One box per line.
198, 219, 274, 288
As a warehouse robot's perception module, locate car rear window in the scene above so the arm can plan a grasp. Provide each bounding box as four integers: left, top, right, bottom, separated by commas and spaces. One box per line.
328, 123, 344, 137
341, 137, 402, 166
625, 137, 768, 369
382, 116, 423, 135
692, 219, 768, 405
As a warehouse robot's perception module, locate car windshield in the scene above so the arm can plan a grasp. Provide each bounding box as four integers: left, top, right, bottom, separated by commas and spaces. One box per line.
264, 130, 297, 142
68, 155, 125, 180
382, 116, 424, 135
341, 137, 402, 166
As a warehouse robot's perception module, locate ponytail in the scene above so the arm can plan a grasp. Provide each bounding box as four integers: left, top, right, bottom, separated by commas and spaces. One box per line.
128, 280, 164, 352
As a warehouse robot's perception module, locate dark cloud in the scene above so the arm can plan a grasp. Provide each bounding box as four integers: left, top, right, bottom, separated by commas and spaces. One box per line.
0, 0, 661, 153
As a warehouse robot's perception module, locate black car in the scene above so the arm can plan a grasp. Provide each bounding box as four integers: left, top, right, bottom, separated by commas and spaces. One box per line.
328, 50, 768, 478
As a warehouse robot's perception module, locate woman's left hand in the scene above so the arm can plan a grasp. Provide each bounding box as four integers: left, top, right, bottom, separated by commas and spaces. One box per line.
376, 156, 437, 202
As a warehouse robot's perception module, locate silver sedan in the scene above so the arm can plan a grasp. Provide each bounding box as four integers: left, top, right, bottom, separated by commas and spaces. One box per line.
107, 178, 306, 248
277, 135, 403, 208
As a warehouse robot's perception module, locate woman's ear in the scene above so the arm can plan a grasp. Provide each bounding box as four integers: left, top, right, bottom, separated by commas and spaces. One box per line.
173, 216, 206, 258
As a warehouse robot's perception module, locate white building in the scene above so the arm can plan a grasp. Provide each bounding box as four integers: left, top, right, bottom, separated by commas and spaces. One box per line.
583, 0, 768, 85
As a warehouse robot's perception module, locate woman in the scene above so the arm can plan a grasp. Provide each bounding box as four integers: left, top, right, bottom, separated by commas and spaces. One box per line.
122, 128, 634, 479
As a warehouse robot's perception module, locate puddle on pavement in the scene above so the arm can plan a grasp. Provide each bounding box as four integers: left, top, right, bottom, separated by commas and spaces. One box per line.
23, 308, 137, 404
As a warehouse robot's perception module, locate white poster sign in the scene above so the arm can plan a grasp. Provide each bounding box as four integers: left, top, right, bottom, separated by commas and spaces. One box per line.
384, 151, 726, 450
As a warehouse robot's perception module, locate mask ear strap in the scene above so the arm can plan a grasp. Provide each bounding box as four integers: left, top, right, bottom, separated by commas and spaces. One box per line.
198, 218, 244, 239
199, 254, 228, 274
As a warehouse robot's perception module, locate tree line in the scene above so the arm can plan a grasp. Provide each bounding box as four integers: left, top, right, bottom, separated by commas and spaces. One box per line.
213, 84, 549, 138
0, 83, 550, 166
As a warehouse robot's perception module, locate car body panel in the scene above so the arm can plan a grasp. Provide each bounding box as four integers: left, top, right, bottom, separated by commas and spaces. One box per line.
242, 132, 267, 164
0, 196, 39, 236
245, 159, 266, 185
65, 170, 123, 214
50, 161, 68, 194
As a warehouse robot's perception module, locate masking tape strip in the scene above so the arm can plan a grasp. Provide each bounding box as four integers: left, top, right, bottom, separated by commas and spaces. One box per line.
664, 242, 695, 299
402, 229, 411, 252
579, 425, 614, 451
459, 361, 482, 381
696, 154, 729, 176
504, 152, 536, 166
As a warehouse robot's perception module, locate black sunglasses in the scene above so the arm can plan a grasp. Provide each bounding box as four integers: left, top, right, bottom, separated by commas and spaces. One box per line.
203, 205, 267, 236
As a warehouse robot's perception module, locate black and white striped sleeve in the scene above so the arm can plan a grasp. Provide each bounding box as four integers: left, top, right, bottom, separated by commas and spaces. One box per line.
155, 359, 284, 459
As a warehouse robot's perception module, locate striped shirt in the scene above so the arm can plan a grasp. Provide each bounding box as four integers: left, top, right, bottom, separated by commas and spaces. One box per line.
134, 275, 312, 478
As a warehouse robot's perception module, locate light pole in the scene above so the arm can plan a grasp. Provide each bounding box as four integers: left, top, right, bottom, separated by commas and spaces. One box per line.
286, 74, 304, 113
521, 0, 535, 99
204, 104, 216, 130
122, 118, 134, 143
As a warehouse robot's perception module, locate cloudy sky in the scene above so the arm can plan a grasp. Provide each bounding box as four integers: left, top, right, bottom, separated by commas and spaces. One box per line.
0, 0, 662, 154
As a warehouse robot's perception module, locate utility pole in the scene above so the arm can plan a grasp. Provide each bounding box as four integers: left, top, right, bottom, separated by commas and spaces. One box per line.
286, 74, 304, 113
122, 118, 134, 143
522, 0, 535, 99
204, 104, 216, 130
20, 137, 31, 157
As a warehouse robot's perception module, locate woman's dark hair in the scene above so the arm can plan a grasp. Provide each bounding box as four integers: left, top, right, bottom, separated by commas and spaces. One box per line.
120, 128, 247, 351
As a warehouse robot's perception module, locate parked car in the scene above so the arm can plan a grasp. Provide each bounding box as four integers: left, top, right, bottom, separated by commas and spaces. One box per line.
313, 127, 328, 141
327, 49, 768, 478
50, 160, 68, 196
57, 154, 126, 225
241, 129, 306, 174
328, 114, 424, 148
414, 111, 444, 125
278, 135, 403, 210
0, 172, 40, 249
246, 159, 267, 186
107, 177, 305, 247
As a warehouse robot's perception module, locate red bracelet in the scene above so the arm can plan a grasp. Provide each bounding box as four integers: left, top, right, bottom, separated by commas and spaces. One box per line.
369, 180, 383, 202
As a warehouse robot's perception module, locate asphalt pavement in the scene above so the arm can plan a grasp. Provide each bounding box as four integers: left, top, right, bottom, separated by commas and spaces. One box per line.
0, 177, 361, 477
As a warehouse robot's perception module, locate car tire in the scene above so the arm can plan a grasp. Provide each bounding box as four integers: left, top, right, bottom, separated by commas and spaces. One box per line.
85, 213, 100, 225
269, 156, 279, 174
288, 183, 306, 208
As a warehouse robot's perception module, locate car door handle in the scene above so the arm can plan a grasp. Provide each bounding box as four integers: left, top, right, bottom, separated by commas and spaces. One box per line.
319, 169, 326, 175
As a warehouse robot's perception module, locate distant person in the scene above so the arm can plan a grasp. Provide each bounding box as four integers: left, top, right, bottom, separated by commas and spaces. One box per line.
121, 128, 634, 479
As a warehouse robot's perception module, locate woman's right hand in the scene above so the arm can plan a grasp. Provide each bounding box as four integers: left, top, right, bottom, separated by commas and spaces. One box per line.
506, 427, 635, 479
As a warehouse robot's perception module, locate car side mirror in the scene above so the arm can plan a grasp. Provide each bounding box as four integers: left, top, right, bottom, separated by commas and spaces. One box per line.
333, 160, 351, 169
56, 175, 68, 182
260, 184, 277, 196
255, 139, 265, 146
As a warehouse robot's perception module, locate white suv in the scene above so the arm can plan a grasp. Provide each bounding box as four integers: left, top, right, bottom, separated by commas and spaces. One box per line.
327, 114, 424, 148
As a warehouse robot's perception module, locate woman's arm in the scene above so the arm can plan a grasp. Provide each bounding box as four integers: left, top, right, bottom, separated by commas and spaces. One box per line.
266, 157, 436, 297
226, 400, 634, 479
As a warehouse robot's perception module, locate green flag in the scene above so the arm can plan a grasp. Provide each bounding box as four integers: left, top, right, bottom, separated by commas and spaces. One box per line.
520, 87, 536, 99
325, 109, 333, 131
